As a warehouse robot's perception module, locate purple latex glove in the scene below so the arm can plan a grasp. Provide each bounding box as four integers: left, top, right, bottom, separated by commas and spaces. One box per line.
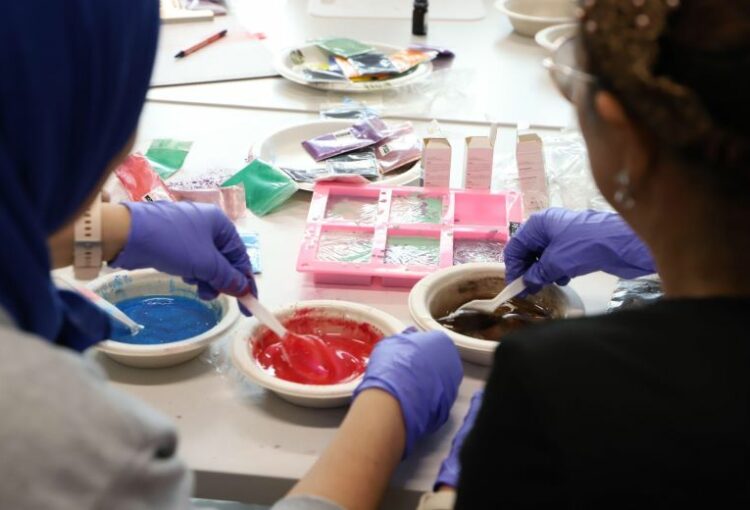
111, 202, 257, 312
504, 208, 656, 294
434, 389, 484, 490
353, 330, 463, 458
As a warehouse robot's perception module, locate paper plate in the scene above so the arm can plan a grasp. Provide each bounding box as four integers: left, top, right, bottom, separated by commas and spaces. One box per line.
253, 119, 422, 192
535, 23, 577, 52
274, 41, 433, 93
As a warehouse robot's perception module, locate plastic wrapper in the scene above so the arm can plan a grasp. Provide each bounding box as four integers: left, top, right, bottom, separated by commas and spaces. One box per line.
315, 37, 373, 58
325, 150, 379, 181
493, 128, 612, 214
239, 231, 262, 274
320, 98, 380, 120
167, 170, 246, 221
607, 277, 663, 313
373, 122, 422, 174
302, 116, 389, 162
388, 49, 438, 73
317, 231, 373, 263
385, 236, 440, 266
453, 239, 505, 265
222, 159, 298, 217
325, 196, 379, 224
389, 194, 443, 224
347, 52, 398, 77
280, 166, 329, 184
301, 67, 348, 83
114, 154, 175, 202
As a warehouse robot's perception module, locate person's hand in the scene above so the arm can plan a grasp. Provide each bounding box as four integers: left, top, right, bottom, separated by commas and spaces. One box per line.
111, 202, 256, 311
353, 330, 463, 457
504, 208, 656, 294
434, 389, 484, 490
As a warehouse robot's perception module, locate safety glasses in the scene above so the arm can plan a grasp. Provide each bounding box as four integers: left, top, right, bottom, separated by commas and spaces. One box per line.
542, 36, 598, 103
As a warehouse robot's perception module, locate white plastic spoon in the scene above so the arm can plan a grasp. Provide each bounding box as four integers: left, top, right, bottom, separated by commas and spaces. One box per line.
456, 276, 526, 315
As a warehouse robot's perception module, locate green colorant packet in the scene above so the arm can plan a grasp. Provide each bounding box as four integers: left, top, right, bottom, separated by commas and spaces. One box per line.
145, 139, 193, 179
222, 160, 298, 216
315, 37, 373, 58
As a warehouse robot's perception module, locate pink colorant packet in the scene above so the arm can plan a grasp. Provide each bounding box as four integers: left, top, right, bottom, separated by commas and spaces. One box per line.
167, 170, 247, 220
114, 154, 175, 202
373, 122, 423, 174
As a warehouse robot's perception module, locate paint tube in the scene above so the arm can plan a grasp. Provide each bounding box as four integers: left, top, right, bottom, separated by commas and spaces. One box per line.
302, 116, 389, 162
114, 154, 175, 202
222, 159, 298, 216
373, 122, 423, 174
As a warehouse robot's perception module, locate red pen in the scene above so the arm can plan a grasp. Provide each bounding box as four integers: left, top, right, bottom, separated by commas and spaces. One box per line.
174, 29, 228, 59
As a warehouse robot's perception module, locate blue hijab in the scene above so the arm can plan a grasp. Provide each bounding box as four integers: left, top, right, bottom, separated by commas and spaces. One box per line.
0, 1, 159, 351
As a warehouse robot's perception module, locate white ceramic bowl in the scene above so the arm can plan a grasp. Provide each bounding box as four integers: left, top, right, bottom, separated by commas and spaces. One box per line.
496, 0, 576, 37
535, 22, 577, 51
253, 119, 422, 191
231, 300, 404, 408
88, 269, 240, 368
409, 263, 584, 365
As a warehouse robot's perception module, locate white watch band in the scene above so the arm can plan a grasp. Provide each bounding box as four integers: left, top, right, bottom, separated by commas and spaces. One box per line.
416, 490, 456, 510
73, 194, 103, 280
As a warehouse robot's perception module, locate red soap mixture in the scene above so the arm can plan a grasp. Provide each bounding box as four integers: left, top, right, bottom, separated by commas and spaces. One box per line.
252, 310, 383, 385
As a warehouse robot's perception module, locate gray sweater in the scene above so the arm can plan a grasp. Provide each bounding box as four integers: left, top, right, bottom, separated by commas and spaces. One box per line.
0, 310, 341, 510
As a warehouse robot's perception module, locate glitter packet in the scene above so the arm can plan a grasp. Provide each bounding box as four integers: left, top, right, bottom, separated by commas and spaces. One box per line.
222, 160, 298, 216
373, 122, 423, 174
315, 37, 373, 58
302, 116, 389, 162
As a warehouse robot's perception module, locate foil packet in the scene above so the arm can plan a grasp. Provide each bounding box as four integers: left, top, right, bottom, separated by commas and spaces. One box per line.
302, 116, 389, 162
315, 37, 373, 58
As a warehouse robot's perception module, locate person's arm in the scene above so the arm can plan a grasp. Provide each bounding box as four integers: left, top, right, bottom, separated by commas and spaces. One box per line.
287, 389, 405, 510
48, 203, 131, 269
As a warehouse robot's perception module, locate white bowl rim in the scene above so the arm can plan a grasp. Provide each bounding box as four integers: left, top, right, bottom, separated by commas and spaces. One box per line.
535, 22, 578, 51
89, 269, 240, 357
495, 0, 576, 24
232, 300, 405, 400
409, 262, 585, 353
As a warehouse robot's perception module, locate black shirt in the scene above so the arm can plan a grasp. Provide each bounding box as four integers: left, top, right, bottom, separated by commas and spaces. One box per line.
456, 298, 750, 508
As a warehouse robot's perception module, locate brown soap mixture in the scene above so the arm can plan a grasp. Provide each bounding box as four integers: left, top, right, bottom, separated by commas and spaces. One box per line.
437, 298, 551, 341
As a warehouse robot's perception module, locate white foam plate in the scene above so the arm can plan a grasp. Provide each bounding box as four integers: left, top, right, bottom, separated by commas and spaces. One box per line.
253, 119, 422, 192
535, 23, 577, 52
274, 41, 433, 93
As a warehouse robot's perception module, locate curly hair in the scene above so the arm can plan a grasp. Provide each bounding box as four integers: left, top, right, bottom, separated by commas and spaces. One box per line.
579, 0, 750, 192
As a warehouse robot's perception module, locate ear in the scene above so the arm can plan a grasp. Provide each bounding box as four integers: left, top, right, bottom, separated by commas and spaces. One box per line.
594, 91, 655, 192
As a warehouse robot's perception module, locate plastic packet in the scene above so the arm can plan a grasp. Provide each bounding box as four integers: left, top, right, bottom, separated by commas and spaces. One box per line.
280, 167, 328, 183
324, 150, 380, 182
388, 49, 438, 73
145, 139, 193, 179
302, 116, 389, 162
347, 52, 398, 77
607, 277, 663, 313
167, 170, 246, 221
373, 122, 423, 174
222, 159, 298, 216
320, 98, 380, 120
238, 231, 262, 274
408, 43, 455, 59
315, 37, 373, 58
301, 67, 348, 83
114, 154, 175, 202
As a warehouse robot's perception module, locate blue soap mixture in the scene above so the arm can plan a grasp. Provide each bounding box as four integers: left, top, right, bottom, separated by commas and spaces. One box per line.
111, 295, 220, 345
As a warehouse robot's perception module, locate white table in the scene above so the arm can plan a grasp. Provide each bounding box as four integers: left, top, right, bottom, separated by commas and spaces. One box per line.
147, 0, 574, 129
95, 101, 618, 508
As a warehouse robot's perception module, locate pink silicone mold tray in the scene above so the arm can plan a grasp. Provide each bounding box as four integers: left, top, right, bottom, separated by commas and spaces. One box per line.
297, 184, 524, 287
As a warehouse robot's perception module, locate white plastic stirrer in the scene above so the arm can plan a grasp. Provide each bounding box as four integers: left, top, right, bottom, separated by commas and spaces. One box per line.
456, 276, 527, 315
237, 294, 288, 338
54, 276, 144, 336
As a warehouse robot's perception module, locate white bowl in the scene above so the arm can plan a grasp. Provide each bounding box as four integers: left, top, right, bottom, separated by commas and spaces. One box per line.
409, 263, 584, 365
231, 300, 404, 408
88, 269, 240, 368
535, 22, 577, 51
496, 0, 576, 37
253, 119, 422, 192
274, 41, 433, 93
